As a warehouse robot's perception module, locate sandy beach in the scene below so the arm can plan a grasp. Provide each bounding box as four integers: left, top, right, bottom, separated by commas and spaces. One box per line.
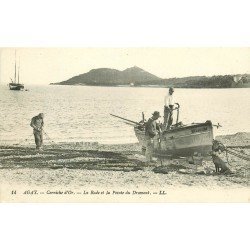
0, 133, 249, 190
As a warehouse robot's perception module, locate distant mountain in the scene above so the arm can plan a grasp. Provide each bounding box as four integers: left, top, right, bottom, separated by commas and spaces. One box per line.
51, 66, 161, 86
50, 66, 250, 88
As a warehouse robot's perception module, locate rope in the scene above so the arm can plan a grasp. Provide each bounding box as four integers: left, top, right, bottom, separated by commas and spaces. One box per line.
228, 147, 250, 157
225, 149, 231, 166
43, 131, 57, 145
16, 133, 33, 145
226, 149, 250, 161
214, 140, 250, 163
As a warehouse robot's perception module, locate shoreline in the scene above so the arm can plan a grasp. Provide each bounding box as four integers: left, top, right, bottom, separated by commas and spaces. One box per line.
1, 131, 249, 147
49, 84, 250, 89
0, 132, 249, 188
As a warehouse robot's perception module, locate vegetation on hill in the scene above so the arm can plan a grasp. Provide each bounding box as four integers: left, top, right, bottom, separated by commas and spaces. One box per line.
51, 66, 160, 86
50, 66, 250, 88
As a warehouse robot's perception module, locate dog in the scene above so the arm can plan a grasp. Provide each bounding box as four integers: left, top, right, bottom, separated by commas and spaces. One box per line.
212, 140, 231, 174
211, 152, 231, 174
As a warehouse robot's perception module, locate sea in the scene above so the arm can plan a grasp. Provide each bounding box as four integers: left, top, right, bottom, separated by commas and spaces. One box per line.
0, 85, 250, 145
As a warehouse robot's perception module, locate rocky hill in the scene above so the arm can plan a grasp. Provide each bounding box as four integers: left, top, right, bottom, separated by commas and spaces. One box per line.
51, 66, 250, 88
51, 66, 161, 86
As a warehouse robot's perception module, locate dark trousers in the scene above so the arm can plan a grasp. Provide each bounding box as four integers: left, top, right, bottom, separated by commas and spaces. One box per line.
145, 136, 153, 162
34, 131, 43, 149
163, 106, 173, 129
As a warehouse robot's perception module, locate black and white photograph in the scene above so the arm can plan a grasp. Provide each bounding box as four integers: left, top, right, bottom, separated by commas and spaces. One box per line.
0, 48, 249, 202
1, 1, 250, 249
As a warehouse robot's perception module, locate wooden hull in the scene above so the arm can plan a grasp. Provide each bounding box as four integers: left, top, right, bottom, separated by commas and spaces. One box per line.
9, 83, 24, 91
134, 121, 214, 158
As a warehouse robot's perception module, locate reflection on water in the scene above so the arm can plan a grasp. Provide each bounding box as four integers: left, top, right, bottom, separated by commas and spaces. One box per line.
0, 85, 249, 144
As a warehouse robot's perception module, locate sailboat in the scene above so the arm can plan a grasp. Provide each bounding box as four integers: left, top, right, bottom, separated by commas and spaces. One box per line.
9, 51, 24, 91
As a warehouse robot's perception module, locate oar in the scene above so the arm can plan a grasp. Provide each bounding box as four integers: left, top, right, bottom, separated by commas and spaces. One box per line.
110, 114, 141, 126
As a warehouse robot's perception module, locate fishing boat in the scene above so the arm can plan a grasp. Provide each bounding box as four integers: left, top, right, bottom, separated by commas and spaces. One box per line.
9, 51, 24, 91
111, 105, 217, 158
134, 120, 214, 158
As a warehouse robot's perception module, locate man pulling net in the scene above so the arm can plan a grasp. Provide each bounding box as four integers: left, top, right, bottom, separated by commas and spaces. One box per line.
30, 113, 44, 150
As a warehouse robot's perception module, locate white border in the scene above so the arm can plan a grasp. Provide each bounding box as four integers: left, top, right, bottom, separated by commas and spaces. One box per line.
1, 0, 250, 249
1, 0, 250, 47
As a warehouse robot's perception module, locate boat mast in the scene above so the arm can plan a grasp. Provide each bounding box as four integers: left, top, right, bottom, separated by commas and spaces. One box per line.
14, 50, 16, 83
18, 56, 20, 84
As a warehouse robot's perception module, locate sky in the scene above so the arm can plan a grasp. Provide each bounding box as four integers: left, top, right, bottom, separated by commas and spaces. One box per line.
0, 48, 249, 85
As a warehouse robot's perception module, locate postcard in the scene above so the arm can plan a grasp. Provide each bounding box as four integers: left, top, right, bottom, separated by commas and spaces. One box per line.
0, 48, 249, 202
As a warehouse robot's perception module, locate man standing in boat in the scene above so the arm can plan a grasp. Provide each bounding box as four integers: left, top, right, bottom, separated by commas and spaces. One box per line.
164, 87, 176, 130
145, 111, 161, 162
30, 113, 44, 150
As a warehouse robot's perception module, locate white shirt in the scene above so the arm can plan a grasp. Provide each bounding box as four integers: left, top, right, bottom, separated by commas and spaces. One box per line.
164, 93, 174, 107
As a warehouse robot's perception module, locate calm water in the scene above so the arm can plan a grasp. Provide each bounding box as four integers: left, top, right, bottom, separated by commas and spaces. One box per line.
0, 85, 249, 145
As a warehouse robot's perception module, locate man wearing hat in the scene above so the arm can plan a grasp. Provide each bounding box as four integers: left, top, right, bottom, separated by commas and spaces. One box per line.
30, 113, 44, 150
144, 111, 161, 162
164, 87, 175, 130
